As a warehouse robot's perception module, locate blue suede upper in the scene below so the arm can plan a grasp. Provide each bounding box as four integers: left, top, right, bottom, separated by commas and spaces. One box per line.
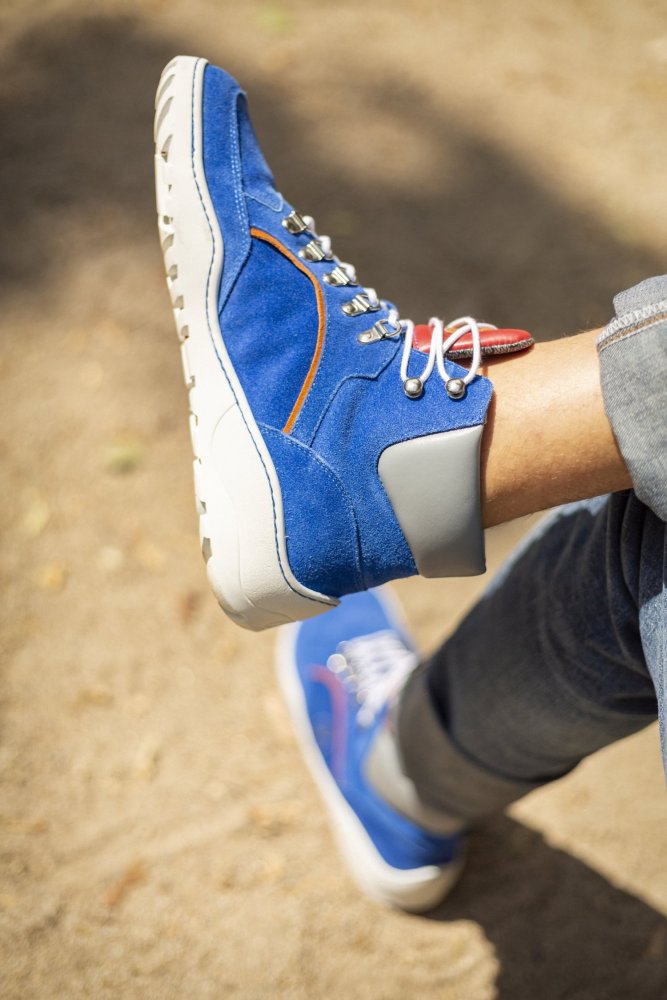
260, 425, 364, 596
292, 589, 461, 871
221, 237, 320, 430
201, 63, 493, 598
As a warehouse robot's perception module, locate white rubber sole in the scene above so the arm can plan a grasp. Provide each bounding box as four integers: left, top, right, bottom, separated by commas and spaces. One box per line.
275, 619, 464, 912
154, 56, 337, 631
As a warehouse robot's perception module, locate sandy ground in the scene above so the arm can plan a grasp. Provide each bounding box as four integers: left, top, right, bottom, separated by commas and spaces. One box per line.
1, 1, 667, 997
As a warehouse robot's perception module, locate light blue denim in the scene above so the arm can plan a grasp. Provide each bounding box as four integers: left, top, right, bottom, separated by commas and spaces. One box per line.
397, 277, 667, 821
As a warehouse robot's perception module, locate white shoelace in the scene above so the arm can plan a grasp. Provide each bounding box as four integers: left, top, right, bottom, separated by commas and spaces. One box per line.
327, 629, 418, 728
399, 314, 496, 396
298, 215, 495, 399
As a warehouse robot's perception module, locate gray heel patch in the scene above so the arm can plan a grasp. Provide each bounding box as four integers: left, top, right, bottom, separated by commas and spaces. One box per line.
378, 425, 486, 577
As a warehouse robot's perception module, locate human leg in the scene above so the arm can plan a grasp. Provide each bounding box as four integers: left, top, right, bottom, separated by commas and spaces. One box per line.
480, 328, 631, 527
156, 55, 667, 909
394, 492, 663, 824
279, 493, 662, 910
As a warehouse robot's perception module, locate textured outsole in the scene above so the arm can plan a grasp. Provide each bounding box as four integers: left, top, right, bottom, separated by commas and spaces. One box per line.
275, 609, 464, 912
154, 56, 337, 631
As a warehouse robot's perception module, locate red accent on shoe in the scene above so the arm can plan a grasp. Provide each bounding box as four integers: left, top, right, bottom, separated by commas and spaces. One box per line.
413, 325, 534, 359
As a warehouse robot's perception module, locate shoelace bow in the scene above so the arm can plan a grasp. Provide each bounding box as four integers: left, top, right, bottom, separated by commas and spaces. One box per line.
327, 630, 418, 728
283, 210, 496, 400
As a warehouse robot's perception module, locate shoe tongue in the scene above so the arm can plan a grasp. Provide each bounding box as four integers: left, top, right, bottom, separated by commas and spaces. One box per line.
237, 94, 282, 210
412, 324, 533, 358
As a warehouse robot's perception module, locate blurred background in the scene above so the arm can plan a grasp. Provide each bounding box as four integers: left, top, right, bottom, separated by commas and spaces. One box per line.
1, 1, 666, 997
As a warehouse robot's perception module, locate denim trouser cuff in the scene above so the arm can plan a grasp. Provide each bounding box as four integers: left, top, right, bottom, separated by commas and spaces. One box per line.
597, 275, 667, 522
396, 663, 544, 824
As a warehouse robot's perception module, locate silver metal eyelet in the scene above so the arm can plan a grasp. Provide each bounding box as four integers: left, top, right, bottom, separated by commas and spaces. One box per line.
403, 377, 424, 399
324, 266, 356, 287
299, 239, 331, 263
357, 318, 403, 344
282, 210, 309, 235
341, 294, 381, 317
446, 377, 466, 400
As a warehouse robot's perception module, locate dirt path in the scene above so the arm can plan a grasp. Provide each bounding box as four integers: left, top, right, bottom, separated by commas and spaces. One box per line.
1, 2, 666, 997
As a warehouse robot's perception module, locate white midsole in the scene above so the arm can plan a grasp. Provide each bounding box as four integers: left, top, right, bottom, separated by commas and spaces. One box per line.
154, 56, 337, 631
275, 618, 463, 912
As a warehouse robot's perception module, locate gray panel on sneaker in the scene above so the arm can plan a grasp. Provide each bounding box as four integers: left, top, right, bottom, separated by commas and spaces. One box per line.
378, 426, 486, 577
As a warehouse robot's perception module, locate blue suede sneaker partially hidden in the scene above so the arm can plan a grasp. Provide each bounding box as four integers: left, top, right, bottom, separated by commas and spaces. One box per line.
154, 56, 533, 630
277, 586, 464, 911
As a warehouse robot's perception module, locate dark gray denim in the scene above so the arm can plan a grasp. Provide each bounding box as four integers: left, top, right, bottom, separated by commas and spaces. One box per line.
397, 278, 667, 821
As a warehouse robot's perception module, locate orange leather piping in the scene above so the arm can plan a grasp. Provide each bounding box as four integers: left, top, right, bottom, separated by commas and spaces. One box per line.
249, 227, 326, 434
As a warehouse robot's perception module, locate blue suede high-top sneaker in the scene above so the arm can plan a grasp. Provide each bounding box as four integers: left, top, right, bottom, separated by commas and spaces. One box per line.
277, 587, 464, 911
154, 57, 532, 630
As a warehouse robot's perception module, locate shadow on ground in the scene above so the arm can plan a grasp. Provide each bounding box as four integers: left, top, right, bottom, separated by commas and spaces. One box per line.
2, 11, 665, 1000
0, 12, 660, 336
434, 816, 667, 999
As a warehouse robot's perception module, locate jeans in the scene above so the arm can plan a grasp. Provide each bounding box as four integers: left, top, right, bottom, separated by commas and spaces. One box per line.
397, 492, 664, 821
396, 273, 667, 821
